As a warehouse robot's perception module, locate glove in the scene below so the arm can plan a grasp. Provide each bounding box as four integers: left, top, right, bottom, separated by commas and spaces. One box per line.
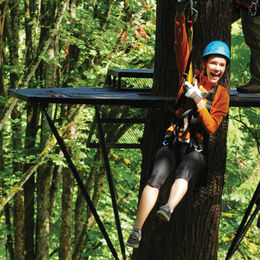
175, 0, 189, 11
183, 80, 203, 104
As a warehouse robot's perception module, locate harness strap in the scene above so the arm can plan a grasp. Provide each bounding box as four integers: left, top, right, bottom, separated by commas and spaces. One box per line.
188, 84, 219, 151
200, 85, 218, 113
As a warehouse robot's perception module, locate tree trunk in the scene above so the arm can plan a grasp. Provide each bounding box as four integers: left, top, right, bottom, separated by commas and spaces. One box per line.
4, 204, 15, 260
12, 106, 25, 260
6, 1, 25, 259
49, 163, 63, 213
36, 28, 58, 260
36, 164, 51, 260
14, 191, 25, 260
23, 0, 38, 256
74, 169, 95, 249
72, 151, 107, 260
58, 108, 77, 259
24, 103, 38, 260
59, 168, 74, 259
134, 1, 231, 259
11, 108, 25, 260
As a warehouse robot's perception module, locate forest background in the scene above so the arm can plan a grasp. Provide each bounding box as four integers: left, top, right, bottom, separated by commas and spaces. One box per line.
0, 0, 259, 259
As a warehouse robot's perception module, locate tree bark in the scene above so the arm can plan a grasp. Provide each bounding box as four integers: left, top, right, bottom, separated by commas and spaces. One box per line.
49, 163, 63, 214
133, 1, 231, 259
11, 106, 25, 260
4, 204, 15, 260
23, 1, 39, 257
6, 1, 25, 259
0, 0, 8, 98
74, 169, 95, 249
14, 191, 25, 260
58, 107, 77, 259
36, 164, 51, 260
72, 151, 107, 260
36, 11, 58, 257
23, 103, 38, 260
59, 168, 74, 259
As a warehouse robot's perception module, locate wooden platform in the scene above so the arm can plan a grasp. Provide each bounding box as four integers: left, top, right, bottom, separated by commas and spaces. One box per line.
9, 87, 260, 107
229, 90, 260, 107
8, 87, 174, 107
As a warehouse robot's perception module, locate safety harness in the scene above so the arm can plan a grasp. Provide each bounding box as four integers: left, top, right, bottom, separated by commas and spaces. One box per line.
201, 85, 218, 112
165, 1, 220, 152
188, 83, 218, 152
170, 77, 219, 150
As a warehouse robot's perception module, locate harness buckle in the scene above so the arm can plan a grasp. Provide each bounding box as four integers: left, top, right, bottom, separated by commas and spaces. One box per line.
195, 146, 203, 153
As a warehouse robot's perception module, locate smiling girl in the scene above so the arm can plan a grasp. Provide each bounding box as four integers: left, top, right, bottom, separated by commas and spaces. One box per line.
126, 5, 230, 249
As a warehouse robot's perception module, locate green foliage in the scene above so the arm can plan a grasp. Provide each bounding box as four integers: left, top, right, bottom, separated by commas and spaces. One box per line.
218, 106, 259, 260
81, 148, 142, 259
56, 0, 156, 88
230, 22, 251, 89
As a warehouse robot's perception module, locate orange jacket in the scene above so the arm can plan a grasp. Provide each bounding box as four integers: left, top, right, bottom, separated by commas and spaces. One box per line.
167, 14, 230, 143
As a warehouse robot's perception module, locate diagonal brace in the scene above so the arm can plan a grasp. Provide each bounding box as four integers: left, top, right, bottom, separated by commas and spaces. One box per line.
41, 104, 119, 260
95, 105, 126, 260
226, 181, 260, 260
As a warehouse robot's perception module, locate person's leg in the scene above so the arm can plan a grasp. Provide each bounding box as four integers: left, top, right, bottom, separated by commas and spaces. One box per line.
135, 177, 189, 229
134, 184, 160, 229
237, 8, 260, 93
242, 8, 260, 84
127, 185, 160, 248
157, 148, 205, 222
156, 178, 188, 222
156, 178, 189, 222
127, 146, 176, 247
167, 178, 188, 210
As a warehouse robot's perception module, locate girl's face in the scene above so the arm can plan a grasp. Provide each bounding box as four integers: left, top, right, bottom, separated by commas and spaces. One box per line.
202, 55, 227, 85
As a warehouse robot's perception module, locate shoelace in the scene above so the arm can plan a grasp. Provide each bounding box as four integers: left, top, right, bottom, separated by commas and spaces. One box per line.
131, 230, 141, 240
160, 205, 171, 213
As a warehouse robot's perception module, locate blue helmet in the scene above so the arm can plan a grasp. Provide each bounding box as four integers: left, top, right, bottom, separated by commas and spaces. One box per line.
202, 41, 230, 62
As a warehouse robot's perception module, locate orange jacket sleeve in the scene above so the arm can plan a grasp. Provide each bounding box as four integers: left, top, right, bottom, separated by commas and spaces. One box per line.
198, 86, 229, 134
175, 14, 190, 83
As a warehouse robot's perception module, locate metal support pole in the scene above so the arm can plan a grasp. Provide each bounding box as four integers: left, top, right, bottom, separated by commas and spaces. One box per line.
95, 105, 126, 260
41, 104, 119, 260
226, 181, 260, 260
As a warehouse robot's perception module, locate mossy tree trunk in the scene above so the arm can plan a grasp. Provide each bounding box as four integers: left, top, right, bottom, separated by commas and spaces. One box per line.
134, 1, 231, 259
36, 2, 59, 258
23, 1, 39, 259
6, 1, 25, 259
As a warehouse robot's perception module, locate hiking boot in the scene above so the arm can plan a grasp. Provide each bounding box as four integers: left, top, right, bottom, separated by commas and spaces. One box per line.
156, 204, 172, 222
126, 229, 142, 248
237, 82, 260, 93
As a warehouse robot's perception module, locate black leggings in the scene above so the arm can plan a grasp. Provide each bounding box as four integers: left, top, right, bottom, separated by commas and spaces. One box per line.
147, 142, 206, 189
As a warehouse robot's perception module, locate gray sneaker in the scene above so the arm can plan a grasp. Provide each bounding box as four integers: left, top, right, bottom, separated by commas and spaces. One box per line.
126, 229, 142, 248
156, 204, 172, 222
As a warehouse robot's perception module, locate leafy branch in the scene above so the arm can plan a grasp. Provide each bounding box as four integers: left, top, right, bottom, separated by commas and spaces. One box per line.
229, 113, 260, 154
20, 0, 70, 89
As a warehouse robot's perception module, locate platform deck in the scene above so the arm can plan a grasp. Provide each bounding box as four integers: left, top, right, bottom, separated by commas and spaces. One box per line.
9, 87, 260, 107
